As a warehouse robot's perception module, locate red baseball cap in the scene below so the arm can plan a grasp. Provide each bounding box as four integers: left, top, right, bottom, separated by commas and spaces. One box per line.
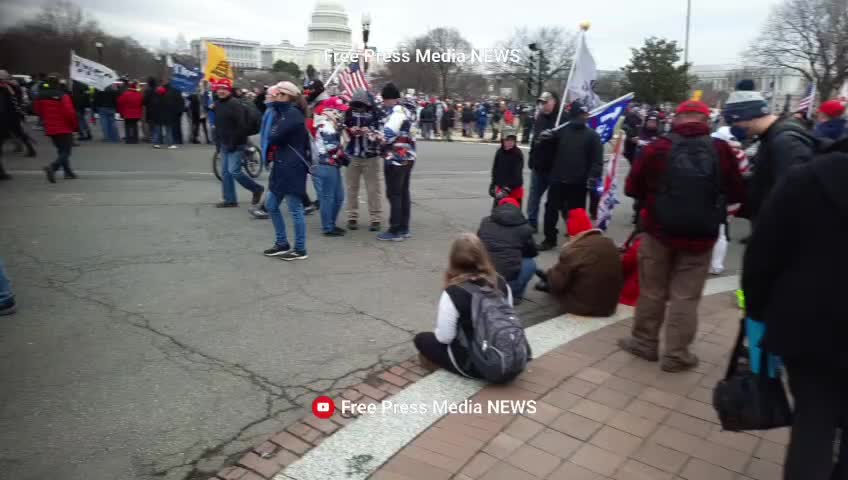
676, 100, 711, 116
211, 78, 233, 91
820, 99, 846, 118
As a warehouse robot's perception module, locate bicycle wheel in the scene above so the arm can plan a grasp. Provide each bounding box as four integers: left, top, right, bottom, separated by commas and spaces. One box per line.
212, 150, 222, 181
243, 145, 262, 178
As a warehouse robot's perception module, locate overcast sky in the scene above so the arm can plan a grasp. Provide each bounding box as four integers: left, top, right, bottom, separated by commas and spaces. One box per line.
1, 0, 781, 70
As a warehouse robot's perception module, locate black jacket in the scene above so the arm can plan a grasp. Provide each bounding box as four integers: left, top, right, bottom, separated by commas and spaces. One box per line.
546, 119, 603, 184
188, 94, 201, 119
419, 104, 436, 123
491, 146, 524, 189
477, 205, 538, 281
749, 117, 816, 220
93, 89, 118, 109
162, 86, 185, 124
742, 137, 848, 366
214, 95, 248, 151
441, 109, 455, 131
72, 83, 90, 110
461, 109, 474, 123
528, 111, 557, 172
144, 88, 165, 124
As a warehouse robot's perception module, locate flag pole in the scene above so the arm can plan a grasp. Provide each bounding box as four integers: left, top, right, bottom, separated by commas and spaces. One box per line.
549, 92, 634, 134
556, 27, 585, 126
324, 61, 346, 89
806, 82, 816, 120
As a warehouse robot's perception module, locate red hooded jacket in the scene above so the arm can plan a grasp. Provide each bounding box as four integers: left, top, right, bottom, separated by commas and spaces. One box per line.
625, 122, 745, 252
34, 87, 78, 136
117, 89, 144, 120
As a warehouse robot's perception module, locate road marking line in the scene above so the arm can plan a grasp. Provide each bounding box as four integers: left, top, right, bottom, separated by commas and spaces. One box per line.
277, 275, 739, 480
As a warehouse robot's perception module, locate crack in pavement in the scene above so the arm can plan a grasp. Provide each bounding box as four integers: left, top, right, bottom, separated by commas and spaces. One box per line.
8, 250, 418, 479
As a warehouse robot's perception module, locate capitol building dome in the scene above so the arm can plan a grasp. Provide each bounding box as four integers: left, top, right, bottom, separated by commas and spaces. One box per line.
303, 0, 353, 70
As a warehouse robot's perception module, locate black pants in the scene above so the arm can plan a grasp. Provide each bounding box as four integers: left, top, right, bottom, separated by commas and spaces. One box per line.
588, 188, 601, 220
784, 360, 848, 480
521, 125, 531, 144
191, 117, 209, 143
10, 120, 36, 155
414, 332, 479, 378
0, 138, 9, 178
124, 119, 139, 144
385, 162, 413, 234
171, 121, 183, 145
49, 134, 74, 173
544, 182, 587, 242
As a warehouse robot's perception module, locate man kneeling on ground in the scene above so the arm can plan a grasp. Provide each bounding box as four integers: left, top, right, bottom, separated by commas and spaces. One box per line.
477, 197, 538, 304
535, 208, 622, 316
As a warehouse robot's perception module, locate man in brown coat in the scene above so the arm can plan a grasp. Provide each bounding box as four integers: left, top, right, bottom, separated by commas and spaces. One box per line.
536, 208, 623, 316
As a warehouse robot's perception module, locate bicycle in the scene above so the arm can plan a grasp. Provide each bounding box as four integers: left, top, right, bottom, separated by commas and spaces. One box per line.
212, 140, 262, 181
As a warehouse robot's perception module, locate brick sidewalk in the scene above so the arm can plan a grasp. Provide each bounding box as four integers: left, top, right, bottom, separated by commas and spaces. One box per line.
370, 292, 786, 480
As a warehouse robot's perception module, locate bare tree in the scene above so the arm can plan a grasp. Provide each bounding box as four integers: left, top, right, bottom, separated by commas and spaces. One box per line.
0, 0, 160, 81
492, 26, 577, 94
417, 28, 473, 98
747, 0, 848, 100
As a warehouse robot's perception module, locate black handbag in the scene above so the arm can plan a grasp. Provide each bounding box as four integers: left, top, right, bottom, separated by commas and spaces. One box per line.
713, 318, 793, 431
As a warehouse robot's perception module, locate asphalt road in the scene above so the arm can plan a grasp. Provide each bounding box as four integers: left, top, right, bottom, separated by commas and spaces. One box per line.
0, 132, 749, 480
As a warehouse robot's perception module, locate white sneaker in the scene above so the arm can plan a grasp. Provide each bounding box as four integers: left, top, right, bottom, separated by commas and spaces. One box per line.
168, 145, 178, 149
153, 145, 161, 149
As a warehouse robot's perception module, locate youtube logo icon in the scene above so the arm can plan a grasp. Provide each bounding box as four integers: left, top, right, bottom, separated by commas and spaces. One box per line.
312, 396, 335, 419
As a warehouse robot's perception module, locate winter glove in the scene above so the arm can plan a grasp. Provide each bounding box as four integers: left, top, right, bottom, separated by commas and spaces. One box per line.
537, 129, 555, 141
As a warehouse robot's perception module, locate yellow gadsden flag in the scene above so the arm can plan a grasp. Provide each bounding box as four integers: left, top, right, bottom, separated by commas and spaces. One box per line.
691, 90, 703, 102
204, 42, 233, 81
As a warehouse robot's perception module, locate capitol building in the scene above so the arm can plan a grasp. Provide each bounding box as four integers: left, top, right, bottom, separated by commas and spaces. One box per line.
191, 0, 353, 72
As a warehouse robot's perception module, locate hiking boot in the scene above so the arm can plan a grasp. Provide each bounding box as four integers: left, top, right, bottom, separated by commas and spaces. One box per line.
617, 338, 659, 362
536, 240, 557, 251
43, 166, 56, 183
280, 250, 308, 261
215, 201, 238, 208
661, 353, 700, 373
347, 220, 359, 230
369, 222, 381, 232
263, 244, 292, 257
251, 188, 264, 206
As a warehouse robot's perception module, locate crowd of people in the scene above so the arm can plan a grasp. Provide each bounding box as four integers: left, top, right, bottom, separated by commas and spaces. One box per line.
3, 63, 848, 476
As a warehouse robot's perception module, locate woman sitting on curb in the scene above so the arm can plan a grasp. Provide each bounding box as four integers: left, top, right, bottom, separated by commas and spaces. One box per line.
414, 233, 514, 377
535, 208, 623, 316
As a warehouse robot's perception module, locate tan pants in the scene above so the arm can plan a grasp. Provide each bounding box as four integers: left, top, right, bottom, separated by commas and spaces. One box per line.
345, 157, 383, 223
631, 234, 711, 361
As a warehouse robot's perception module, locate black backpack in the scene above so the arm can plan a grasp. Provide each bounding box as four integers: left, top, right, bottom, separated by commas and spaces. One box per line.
241, 100, 262, 136
454, 281, 530, 384
653, 133, 725, 238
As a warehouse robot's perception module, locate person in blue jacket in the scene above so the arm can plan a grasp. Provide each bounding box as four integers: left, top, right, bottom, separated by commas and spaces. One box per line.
260, 81, 311, 261
476, 103, 488, 139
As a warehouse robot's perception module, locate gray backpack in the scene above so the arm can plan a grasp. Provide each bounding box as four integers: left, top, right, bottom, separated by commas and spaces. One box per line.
456, 281, 530, 383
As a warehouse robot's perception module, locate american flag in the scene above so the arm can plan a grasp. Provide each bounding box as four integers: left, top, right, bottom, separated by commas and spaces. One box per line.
338, 59, 369, 101
797, 82, 816, 118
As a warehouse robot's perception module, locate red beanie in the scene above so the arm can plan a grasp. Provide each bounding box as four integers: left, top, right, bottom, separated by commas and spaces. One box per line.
498, 197, 520, 208
155, 86, 166, 96
676, 100, 711, 116
566, 208, 593, 237
820, 99, 846, 118
211, 78, 233, 91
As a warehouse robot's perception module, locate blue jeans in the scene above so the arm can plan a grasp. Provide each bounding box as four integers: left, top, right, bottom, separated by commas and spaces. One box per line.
76, 109, 91, 136
266, 190, 306, 253
151, 124, 173, 145
316, 164, 344, 232
527, 171, 550, 227
311, 170, 323, 202
222, 146, 263, 203
0, 258, 13, 306
97, 107, 119, 142
507, 257, 537, 299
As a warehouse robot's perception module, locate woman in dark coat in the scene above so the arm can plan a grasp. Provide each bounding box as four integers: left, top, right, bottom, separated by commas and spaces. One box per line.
742, 137, 848, 480
260, 81, 311, 261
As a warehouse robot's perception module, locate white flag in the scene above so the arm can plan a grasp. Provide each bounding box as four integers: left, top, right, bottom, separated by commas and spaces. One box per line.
566, 34, 602, 110
70, 52, 118, 90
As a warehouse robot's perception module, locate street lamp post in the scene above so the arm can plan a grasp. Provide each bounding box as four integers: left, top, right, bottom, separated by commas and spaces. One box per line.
361, 12, 371, 73
684, 0, 691, 65
528, 43, 543, 98
95, 41, 104, 63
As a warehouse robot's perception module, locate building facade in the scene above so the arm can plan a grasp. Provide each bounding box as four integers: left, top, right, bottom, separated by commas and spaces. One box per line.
191, 37, 262, 70
193, 1, 353, 74
691, 64, 808, 110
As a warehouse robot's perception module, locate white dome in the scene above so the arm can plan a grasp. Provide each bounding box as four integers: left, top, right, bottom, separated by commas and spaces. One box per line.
313, 0, 345, 12
306, 0, 351, 46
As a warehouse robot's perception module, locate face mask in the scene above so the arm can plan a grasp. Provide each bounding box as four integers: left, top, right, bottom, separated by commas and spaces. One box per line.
730, 125, 748, 141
